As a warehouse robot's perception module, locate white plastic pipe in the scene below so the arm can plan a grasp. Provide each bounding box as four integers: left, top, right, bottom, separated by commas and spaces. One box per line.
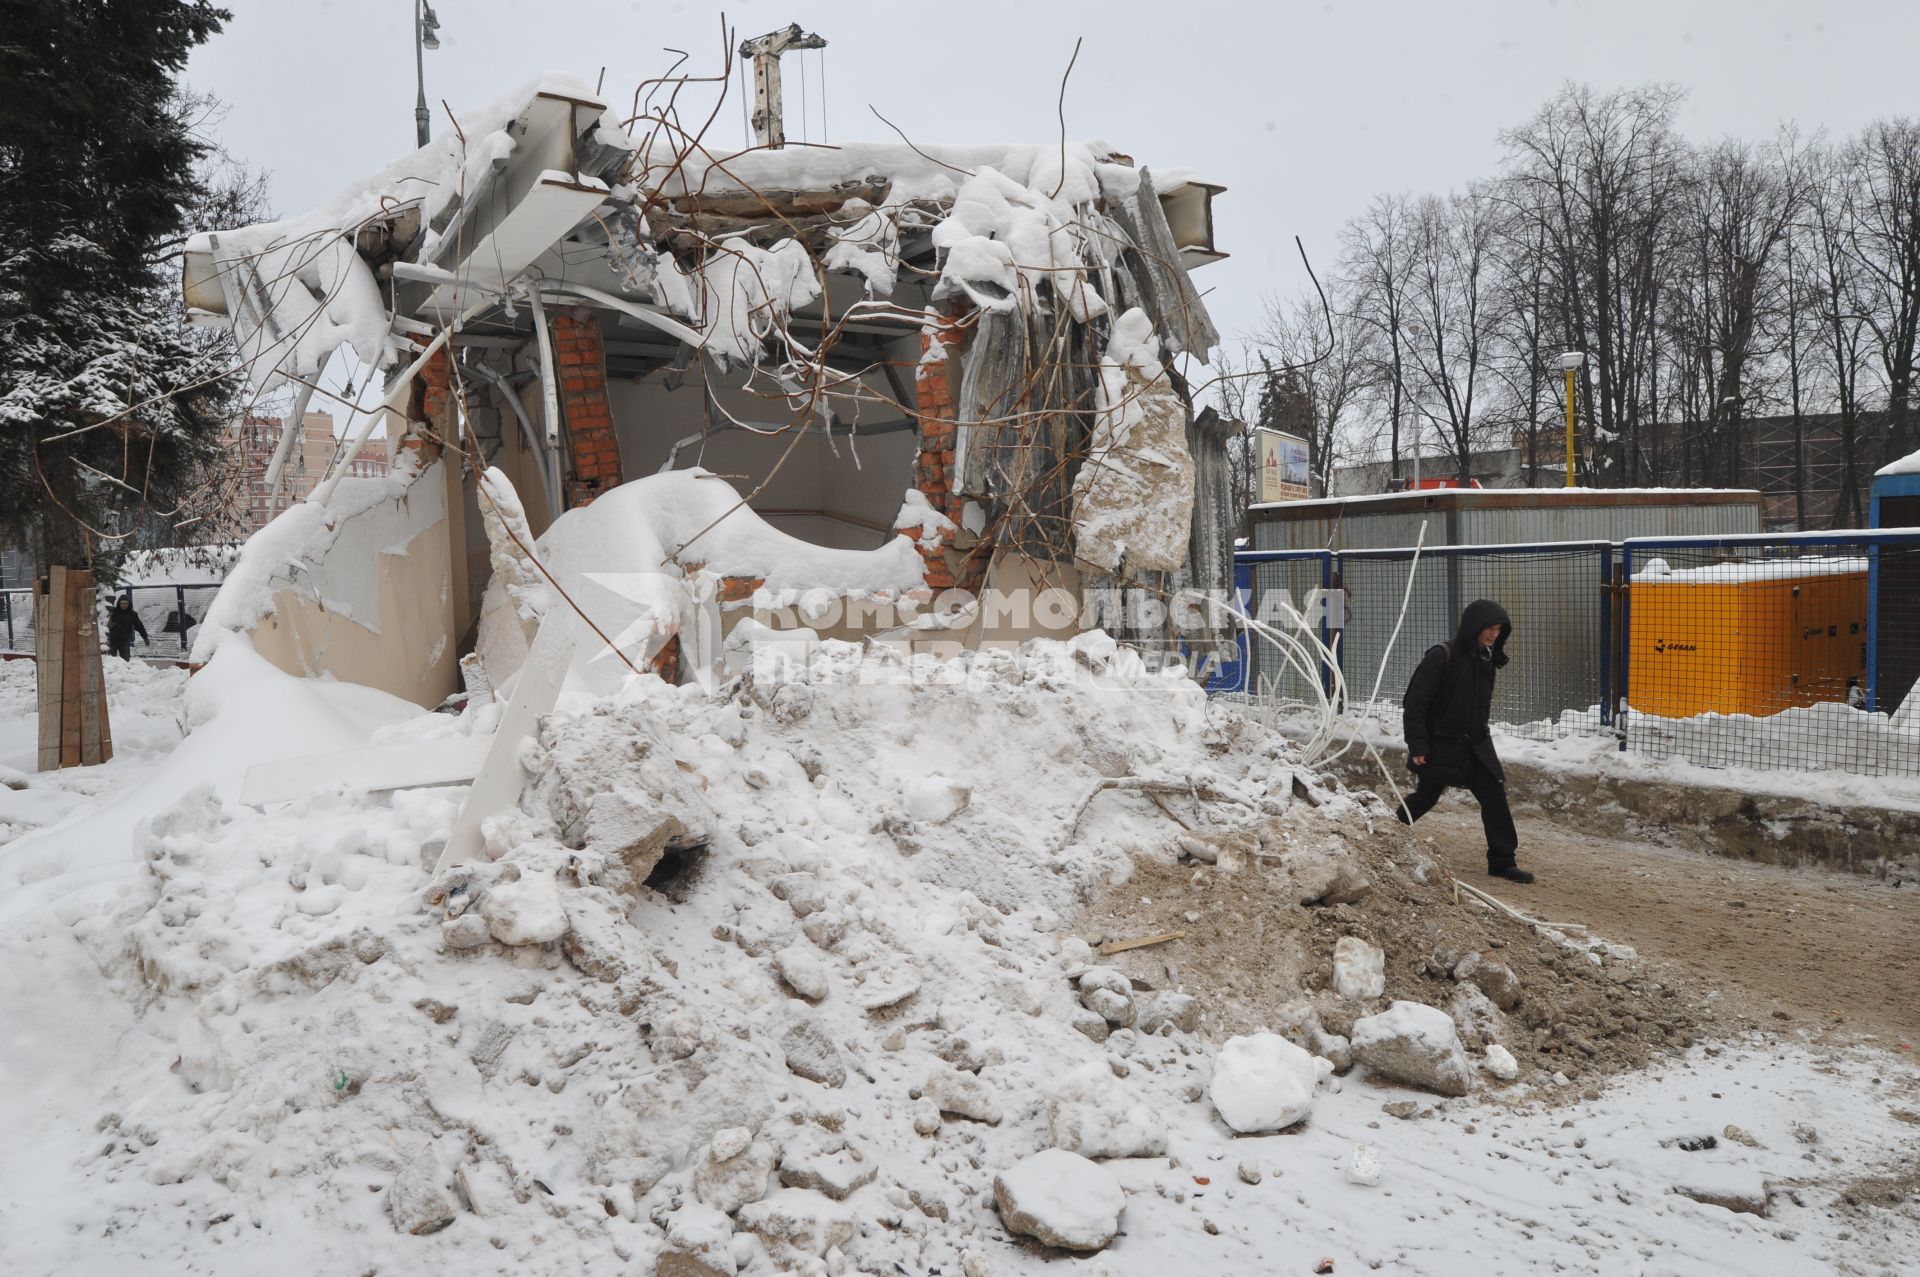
527, 286, 563, 452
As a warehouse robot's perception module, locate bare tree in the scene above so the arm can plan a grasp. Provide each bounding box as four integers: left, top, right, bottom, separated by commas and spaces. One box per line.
1841, 118, 1920, 469
1340, 194, 1416, 481
1400, 187, 1504, 480
1660, 132, 1809, 488
1251, 299, 1367, 495
1802, 142, 1879, 525
1501, 82, 1687, 482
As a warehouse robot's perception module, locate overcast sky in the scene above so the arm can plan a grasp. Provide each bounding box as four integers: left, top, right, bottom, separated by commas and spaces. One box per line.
187, 0, 1919, 353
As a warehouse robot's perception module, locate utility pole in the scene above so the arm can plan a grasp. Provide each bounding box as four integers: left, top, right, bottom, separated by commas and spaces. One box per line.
414, 1, 443, 149
739, 23, 827, 149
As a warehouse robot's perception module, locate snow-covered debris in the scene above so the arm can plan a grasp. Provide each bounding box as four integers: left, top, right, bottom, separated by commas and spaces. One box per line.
776, 1126, 876, 1201
1046, 1061, 1168, 1158
1351, 1001, 1475, 1097
1332, 935, 1386, 1000
480, 866, 568, 944
773, 944, 830, 1001
922, 1064, 1002, 1125
1483, 1044, 1521, 1081
992, 1148, 1126, 1253
735, 1188, 855, 1259
1344, 1143, 1384, 1187
525, 468, 928, 690
9, 626, 1920, 1272
1674, 1168, 1771, 1216
1449, 983, 1506, 1049
693, 1129, 778, 1214
1070, 308, 1196, 575
821, 197, 900, 297
1077, 965, 1138, 1027
1453, 950, 1523, 1010
1208, 1031, 1320, 1133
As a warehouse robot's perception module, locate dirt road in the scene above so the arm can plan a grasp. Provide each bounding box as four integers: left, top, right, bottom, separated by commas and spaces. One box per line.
1412, 798, 1920, 1047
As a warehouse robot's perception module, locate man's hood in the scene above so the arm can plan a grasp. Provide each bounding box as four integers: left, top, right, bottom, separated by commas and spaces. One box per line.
1456, 598, 1512, 667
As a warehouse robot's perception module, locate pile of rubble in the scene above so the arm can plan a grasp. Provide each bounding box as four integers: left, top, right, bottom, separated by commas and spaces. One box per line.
84, 636, 1698, 1274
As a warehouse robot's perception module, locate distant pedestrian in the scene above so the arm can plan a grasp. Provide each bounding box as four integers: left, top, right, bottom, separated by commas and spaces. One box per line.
107, 595, 148, 662
1396, 598, 1532, 884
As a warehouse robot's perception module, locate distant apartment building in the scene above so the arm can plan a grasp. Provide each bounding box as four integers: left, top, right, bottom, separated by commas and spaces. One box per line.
229, 412, 389, 533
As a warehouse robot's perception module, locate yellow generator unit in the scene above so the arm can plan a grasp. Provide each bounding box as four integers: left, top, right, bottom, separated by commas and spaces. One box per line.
1627, 557, 1868, 719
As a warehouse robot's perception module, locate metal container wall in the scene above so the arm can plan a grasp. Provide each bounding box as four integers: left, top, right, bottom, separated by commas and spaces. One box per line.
1336, 549, 1606, 730
1245, 555, 1332, 702
1251, 490, 1761, 553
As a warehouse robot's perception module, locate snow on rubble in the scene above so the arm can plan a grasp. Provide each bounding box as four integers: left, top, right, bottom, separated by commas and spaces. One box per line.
1, 637, 1917, 1274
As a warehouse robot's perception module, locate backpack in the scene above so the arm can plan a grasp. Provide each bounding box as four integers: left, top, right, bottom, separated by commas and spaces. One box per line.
1408, 641, 1474, 785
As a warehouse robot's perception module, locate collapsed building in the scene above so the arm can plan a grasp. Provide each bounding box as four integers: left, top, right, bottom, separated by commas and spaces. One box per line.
183, 73, 1231, 705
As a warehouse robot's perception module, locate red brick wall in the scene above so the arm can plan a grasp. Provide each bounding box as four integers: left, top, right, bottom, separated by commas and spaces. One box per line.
904, 308, 969, 591
553, 308, 622, 508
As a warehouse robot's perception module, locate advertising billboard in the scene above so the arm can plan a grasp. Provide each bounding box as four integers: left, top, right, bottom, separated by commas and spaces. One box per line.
1258, 429, 1311, 503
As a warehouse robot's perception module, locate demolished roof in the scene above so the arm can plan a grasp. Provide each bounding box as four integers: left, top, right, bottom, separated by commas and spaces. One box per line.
186, 73, 1223, 401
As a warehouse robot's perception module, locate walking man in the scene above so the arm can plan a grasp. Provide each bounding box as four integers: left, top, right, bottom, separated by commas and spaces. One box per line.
1396, 598, 1532, 883
106, 594, 148, 662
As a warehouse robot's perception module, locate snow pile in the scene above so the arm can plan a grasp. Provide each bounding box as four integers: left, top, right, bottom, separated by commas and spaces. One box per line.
931, 166, 1107, 320
11, 636, 1287, 1273
1877, 444, 1920, 477
1622, 698, 1920, 776
1630, 554, 1866, 583
524, 468, 929, 690
0, 657, 192, 836
7, 635, 1920, 1272
666, 236, 823, 369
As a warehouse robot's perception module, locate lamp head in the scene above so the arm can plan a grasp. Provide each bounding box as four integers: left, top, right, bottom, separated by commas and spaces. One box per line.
1558, 351, 1586, 371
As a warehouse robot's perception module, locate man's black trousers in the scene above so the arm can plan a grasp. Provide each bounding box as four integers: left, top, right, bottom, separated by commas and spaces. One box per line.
1395, 756, 1520, 871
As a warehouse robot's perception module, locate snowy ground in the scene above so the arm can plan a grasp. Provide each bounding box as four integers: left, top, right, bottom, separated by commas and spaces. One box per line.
1259, 699, 1920, 812
0, 641, 1914, 1276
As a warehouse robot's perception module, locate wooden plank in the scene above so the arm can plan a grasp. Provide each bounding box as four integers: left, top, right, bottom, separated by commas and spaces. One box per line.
1097, 930, 1188, 957
35, 574, 58, 771
241, 734, 495, 807
77, 570, 109, 766
60, 569, 83, 768
433, 614, 574, 876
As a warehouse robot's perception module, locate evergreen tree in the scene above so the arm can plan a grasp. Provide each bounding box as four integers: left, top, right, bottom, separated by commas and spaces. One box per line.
0, 0, 235, 572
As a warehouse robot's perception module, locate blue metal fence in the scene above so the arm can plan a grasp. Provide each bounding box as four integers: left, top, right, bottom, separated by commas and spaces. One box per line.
1229, 530, 1920, 775
1230, 541, 1615, 740
1617, 531, 1920, 775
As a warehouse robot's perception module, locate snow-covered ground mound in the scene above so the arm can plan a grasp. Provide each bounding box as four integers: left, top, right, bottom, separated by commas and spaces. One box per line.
1, 638, 1915, 1275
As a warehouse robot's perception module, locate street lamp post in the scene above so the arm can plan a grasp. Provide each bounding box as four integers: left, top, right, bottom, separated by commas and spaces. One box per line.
414, 2, 442, 149
1559, 350, 1586, 488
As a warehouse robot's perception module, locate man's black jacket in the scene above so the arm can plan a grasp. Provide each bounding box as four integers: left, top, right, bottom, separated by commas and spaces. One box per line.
107, 604, 148, 646
1403, 599, 1512, 784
